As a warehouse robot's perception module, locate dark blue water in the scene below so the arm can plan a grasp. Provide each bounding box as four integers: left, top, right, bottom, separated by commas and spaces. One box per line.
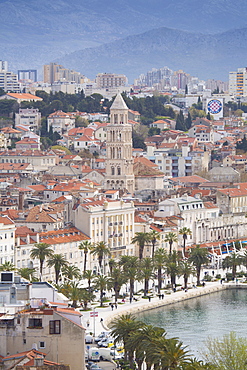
137, 289, 247, 358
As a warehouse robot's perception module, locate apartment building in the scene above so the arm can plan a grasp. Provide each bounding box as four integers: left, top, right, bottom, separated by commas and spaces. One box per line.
0, 150, 57, 172
43, 62, 83, 84
0, 216, 15, 265
229, 67, 247, 96
15, 108, 41, 132
95, 73, 127, 88
0, 304, 85, 370
47, 110, 75, 135
72, 197, 135, 269
0, 70, 20, 92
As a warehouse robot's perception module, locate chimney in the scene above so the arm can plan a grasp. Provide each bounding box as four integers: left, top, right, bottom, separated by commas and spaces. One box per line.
34, 356, 44, 366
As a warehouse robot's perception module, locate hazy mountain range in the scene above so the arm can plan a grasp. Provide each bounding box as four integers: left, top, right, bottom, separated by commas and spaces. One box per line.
1, 0, 247, 82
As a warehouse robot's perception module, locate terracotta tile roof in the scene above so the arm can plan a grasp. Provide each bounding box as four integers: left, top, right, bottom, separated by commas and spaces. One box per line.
39, 227, 89, 245
204, 201, 218, 209
134, 215, 147, 223
6, 93, 42, 100
25, 203, 64, 223
0, 209, 19, 220
0, 127, 21, 134
170, 175, 209, 184
27, 184, 46, 191
0, 215, 15, 225
150, 224, 163, 232
134, 161, 164, 177
134, 157, 158, 168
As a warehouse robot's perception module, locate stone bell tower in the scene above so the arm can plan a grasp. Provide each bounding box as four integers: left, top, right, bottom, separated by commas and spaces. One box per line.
104, 93, 135, 194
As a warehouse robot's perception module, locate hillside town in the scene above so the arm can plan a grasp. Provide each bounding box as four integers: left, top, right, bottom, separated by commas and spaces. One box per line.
1, 59, 247, 369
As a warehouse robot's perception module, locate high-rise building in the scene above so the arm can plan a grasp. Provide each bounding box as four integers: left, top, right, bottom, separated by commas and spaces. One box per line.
0, 61, 8, 72
18, 69, 37, 82
229, 67, 247, 96
0, 71, 20, 92
95, 73, 127, 88
104, 93, 135, 194
43, 63, 83, 84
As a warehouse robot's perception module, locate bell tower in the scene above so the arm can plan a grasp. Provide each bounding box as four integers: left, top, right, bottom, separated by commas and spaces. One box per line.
104, 93, 135, 194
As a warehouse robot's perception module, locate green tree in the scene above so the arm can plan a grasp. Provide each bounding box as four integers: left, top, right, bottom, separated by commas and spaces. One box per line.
47, 253, 68, 284
188, 245, 209, 285
67, 282, 82, 308
83, 269, 95, 294
154, 248, 167, 293
179, 260, 195, 290
148, 229, 161, 258
222, 252, 242, 280
94, 275, 109, 307
78, 240, 93, 272
17, 267, 37, 282
80, 288, 95, 310
185, 112, 192, 129
108, 258, 117, 275
30, 243, 54, 281
0, 261, 15, 271
110, 314, 145, 366
131, 232, 150, 260
91, 241, 111, 273
165, 251, 181, 288
138, 257, 154, 296
203, 332, 247, 370
176, 110, 186, 131
61, 264, 81, 282
108, 267, 126, 303
165, 232, 178, 255
120, 256, 139, 302
179, 227, 192, 258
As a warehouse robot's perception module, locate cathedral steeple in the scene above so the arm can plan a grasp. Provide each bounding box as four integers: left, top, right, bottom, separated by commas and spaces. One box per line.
104, 93, 135, 194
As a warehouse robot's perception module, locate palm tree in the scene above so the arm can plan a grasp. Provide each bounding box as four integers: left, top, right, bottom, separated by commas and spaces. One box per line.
179, 227, 192, 258
222, 252, 242, 280
108, 258, 117, 275
80, 288, 96, 310
165, 251, 181, 288
110, 314, 145, 366
47, 253, 68, 284
83, 269, 95, 294
30, 243, 54, 281
165, 232, 178, 255
179, 260, 195, 290
188, 245, 209, 286
67, 281, 82, 308
91, 241, 111, 273
153, 336, 190, 370
148, 229, 161, 258
17, 267, 37, 282
108, 267, 126, 303
138, 257, 154, 296
78, 240, 92, 272
131, 232, 150, 260
94, 275, 109, 307
154, 248, 167, 294
120, 255, 139, 302
128, 324, 166, 370
0, 261, 15, 271
61, 264, 81, 282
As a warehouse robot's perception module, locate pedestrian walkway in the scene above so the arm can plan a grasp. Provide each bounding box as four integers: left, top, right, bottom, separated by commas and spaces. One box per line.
81, 281, 227, 336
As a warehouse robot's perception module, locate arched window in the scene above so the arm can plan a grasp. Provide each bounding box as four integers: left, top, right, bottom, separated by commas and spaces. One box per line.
117, 167, 121, 175
111, 167, 115, 176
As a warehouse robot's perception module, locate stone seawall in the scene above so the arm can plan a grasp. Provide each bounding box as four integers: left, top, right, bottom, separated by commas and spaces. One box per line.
105, 282, 245, 329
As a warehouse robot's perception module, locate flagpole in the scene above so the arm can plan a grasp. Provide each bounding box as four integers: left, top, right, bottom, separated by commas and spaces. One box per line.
93, 307, 96, 338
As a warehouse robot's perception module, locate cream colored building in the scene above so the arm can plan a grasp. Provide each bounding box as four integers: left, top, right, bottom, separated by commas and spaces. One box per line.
0, 306, 85, 370
229, 67, 247, 96
72, 197, 135, 271
0, 149, 57, 172
104, 93, 135, 194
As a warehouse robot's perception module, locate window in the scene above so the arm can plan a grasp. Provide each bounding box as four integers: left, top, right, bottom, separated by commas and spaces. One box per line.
49, 320, 61, 334
28, 318, 42, 328
39, 341, 46, 348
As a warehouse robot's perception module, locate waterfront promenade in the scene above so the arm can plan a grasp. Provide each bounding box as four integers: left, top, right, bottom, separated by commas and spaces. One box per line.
82, 281, 241, 336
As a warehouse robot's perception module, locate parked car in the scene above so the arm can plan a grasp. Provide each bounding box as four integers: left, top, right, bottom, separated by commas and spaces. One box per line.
95, 332, 111, 343
85, 334, 94, 344
98, 337, 114, 348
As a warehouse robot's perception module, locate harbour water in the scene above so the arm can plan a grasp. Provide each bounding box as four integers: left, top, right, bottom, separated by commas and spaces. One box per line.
137, 288, 247, 358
